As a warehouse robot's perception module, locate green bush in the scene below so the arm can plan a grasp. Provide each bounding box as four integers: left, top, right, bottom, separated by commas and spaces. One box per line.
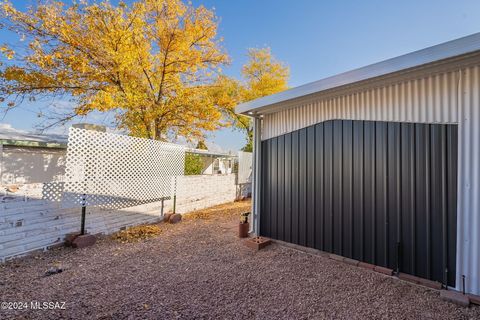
184, 153, 203, 175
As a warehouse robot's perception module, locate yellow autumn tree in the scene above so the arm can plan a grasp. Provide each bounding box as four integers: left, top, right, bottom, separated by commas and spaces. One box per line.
0, 0, 228, 140
212, 48, 289, 151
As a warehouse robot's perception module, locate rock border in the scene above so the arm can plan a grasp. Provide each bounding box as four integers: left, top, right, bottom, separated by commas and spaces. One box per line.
271, 238, 478, 307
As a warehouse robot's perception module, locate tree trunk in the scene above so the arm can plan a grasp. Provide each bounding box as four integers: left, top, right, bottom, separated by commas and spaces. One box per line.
149, 121, 156, 140
154, 119, 161, 140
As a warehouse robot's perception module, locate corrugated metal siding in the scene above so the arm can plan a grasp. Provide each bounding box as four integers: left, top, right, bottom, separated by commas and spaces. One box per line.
260, 64, 480, 295
261, 120, 458, 287
262, 70, 461, 140
457, 65, 480, 295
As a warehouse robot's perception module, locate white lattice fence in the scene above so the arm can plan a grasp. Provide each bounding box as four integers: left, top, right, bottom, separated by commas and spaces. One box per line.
43, 127, 185, 209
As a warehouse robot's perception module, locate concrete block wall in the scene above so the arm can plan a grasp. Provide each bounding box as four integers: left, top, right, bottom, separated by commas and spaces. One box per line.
174, 175, 237, 214
1, 145, 66, 185
0, 174, 241, 261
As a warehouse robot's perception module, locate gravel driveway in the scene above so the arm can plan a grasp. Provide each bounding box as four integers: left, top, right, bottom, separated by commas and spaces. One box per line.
1, 201, 479, 320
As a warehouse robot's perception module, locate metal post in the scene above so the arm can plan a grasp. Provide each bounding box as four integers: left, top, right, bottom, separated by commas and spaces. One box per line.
0, 143, 3, 185
441, 128, 448, 289
396, 242, 401, 275
252, 116, 262, 235
173, 177, 177, 214
396, 129, 402, 275
173, 195, 176, 214
80, 194, 86, 235
444, 268, 449, 289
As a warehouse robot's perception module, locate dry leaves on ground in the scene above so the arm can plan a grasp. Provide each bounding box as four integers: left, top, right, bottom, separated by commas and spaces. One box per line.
111, 225, 162, 243
183, 200, 251, 221
110, 200, 251, 243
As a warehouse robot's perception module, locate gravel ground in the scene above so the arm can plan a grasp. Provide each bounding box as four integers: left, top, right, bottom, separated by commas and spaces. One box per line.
1, 200, 479, 320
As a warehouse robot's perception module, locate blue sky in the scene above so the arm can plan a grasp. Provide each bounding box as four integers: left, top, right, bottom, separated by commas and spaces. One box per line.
2, 0, 480, 151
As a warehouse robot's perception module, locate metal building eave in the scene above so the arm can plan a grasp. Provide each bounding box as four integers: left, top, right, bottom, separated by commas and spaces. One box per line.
235, 32, 480, 115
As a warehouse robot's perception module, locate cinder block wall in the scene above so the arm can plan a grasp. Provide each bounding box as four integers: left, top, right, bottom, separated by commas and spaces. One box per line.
174, 175, 237, 213
0, 174, 240, 262
1, 145, 66, 185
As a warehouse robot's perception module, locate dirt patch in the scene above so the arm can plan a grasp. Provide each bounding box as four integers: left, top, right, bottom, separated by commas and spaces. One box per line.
1, 199, 479, 319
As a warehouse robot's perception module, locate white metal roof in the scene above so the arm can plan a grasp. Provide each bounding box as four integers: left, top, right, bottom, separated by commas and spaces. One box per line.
0, 126, 67, 147
236, 32, 480, 115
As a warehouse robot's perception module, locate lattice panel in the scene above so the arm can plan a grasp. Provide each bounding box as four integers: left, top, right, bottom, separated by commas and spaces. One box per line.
42, 181, 64, 202
43, 127, 185, 209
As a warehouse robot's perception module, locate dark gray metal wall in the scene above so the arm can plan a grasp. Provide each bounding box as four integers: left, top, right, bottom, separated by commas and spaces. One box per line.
260, 120, 457, 287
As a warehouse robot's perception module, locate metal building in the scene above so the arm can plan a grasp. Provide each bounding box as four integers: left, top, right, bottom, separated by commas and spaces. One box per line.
236, 33, 480, 295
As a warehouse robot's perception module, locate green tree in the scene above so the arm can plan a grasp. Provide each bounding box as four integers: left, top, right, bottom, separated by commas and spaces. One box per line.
184, 153, 203, 175
241, 131, 253, 152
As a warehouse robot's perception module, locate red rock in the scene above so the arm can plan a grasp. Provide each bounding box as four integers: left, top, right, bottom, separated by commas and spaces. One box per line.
440, 290, 470, 307
344, 258, 359, 266
329, 254, 344, 262
163, 213, 173, 223
72, 234, 96, 248
169, 213, 182, 224
245, 237, 271, 250
468, 293, 480, 305
417, 278, 443, 290
374, 265, 393, 276
65, 232, 81, 247
398, 272, 420, 284
358, 262, 375, 270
